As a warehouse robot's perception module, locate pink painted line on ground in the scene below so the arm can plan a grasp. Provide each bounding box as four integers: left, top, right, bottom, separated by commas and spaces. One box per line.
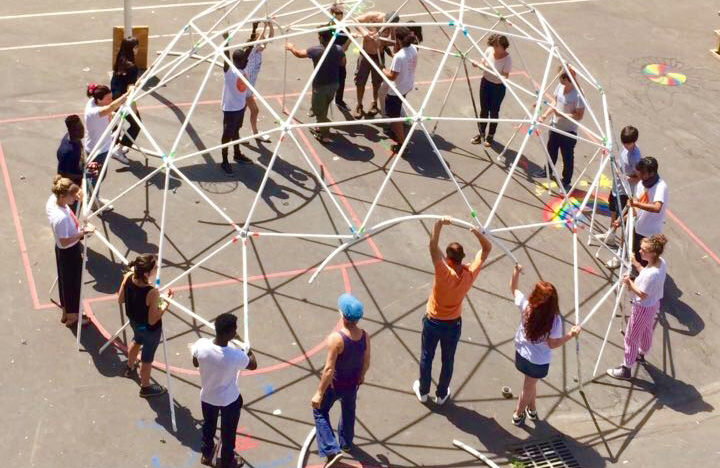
340, 267, 352, 294
666, 209, 720, 266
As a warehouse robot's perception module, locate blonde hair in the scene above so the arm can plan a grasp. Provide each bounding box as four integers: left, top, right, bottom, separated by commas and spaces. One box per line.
642, 234, 668, 257
51, 175, 79, 198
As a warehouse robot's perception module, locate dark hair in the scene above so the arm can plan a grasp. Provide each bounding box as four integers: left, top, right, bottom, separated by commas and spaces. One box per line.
394, 26, 417, 48
642, 233, 667, 257
559, 65, 576, 83
488, 34, 509, 50
635, 156, 658, 174
65, 114, 84, 140
407, 20, 423, 43
318, 29, 333, 45
523, 282, 560, 342
385, 11, 400, 23
86, 83, 111, 101
329, 4, 343, 16
214, 313, 238, 337
128, 254, 157, 282
620, 126, 639, 144
51, 175, 79, 198
114, 37, 139, 75
445, 242, 465, 263
232, 48, 250, 69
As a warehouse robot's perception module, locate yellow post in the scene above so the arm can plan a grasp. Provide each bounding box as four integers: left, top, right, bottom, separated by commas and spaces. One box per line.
112, 26, 150, 69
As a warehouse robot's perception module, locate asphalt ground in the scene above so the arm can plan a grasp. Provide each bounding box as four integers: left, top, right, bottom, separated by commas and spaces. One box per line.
1, 1, 719, 467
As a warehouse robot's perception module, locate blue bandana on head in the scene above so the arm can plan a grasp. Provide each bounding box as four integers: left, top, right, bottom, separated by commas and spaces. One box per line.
338, 293, 364, 321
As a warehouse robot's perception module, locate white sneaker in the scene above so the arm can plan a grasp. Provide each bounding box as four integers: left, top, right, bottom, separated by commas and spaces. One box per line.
95, 197, 114, 212
120, 145, 131, 154
111, 148, 130, 164
434, 389, 451, 405
606, 257, 621, 269
412, 380, 428, 403
255, 134, 271, 143
594, 232, 616, 247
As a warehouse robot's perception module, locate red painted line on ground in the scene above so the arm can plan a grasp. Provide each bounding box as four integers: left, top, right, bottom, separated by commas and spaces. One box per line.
666, 209, 720, 266
340, 267, 352, 294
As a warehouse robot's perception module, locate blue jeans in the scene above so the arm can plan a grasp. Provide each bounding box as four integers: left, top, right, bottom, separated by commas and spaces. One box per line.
313, 386, 357, 457
545, 130, 577, 186
419, 316, 462, 398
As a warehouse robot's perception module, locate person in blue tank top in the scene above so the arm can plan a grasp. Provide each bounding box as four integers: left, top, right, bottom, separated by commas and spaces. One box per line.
311, 294, 371, 468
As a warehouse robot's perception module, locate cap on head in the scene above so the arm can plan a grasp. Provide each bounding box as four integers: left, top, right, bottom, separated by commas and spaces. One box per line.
338, 293, 364, 322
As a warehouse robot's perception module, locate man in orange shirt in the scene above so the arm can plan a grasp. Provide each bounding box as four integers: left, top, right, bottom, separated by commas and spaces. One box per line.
413, 217, 492, 405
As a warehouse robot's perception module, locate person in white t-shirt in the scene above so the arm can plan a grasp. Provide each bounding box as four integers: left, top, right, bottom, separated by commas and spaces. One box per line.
84, 83, 133, 166
612, 156, 667, 275
509, 264, 581, 426
46, 176, 94, 327
607, 234, 668, 380
383, 27, 418, 154
192, 313, 257, 468
220, 32, 252, 174
470, 34, 512, 147
244, 20, 274, 143
532, 68, 585, 191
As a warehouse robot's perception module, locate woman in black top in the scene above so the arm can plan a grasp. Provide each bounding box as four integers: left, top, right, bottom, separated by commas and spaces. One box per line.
117, 254, 173, 398
111, 37, 141, 159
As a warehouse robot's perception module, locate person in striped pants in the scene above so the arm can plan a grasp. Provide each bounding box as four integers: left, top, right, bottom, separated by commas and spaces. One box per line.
607, 234, 668, 380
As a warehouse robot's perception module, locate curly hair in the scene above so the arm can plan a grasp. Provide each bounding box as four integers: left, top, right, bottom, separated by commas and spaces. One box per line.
642, 234, 667, 257
522, 281, 560, 342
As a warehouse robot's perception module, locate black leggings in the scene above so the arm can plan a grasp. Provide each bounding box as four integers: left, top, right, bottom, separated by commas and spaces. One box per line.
56, 243, 83, 315
336, 65, 347, 104
119, 110, 141, 148
479, 78, 506, 137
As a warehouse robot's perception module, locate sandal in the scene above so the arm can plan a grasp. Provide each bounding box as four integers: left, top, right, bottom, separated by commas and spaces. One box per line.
484, 135, 494, 147
65, 315, 90, 328
124, 361, 140, 377
314, 133, 332, 144
471, 134, 483, 145
353, 106, 364, 119
368, 104, 379, 116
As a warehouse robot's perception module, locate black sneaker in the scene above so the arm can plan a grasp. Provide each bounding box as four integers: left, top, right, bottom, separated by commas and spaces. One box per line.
531, 168, 548, 179
340, 444, 352, 453
220, 161, 233, 175
324, 452, 343, 468
233, 153, 252, 164
139, 383, 167, 398
123, 362, 139, 378
218, 455, 245, 468
637, 354, 645, 363
606, 365, 631, 380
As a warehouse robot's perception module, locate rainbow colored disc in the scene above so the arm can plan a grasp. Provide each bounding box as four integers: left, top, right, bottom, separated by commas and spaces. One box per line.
642, 63, 686, 86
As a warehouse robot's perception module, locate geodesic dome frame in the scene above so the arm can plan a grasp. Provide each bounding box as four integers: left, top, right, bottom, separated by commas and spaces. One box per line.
76, 0, 637, 432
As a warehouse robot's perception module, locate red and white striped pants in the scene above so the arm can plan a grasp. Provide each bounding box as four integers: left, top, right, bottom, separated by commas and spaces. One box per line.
624, 302, 660, 368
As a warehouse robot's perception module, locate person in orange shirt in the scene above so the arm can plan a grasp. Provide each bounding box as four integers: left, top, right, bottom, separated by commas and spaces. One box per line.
413, 217, 492, 405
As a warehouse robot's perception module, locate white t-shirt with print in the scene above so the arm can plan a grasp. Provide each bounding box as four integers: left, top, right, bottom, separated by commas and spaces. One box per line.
513, 290, 564, 365
633, 258, 667, 307
192, 338, 250, 406
634, 178, 668, 236
84, 98, 112, 154
552, 84, 585, 133
46, 195, 80, 249
388, 45, 418, 96
482, 46, 512, 84
222, 68, 248, 112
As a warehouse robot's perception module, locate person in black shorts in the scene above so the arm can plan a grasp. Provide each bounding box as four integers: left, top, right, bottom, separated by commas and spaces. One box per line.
118, 254, 174, 398
330, 6, 352, 111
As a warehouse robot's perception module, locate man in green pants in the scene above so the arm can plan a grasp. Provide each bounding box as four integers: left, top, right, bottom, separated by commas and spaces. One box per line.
286, 29, 346, 143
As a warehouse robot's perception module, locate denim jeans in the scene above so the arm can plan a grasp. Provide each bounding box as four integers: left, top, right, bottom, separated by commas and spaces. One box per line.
419, 316, 462, 398
201, 394, 243, 468
479, 78, 506, 137
313, 386, 357, 457
545, 130, 577, 186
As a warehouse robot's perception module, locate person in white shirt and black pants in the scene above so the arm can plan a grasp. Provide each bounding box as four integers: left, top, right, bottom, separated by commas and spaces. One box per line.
383, 27, 418, 154
192, 313, 257, 468
46, 176, 94, 327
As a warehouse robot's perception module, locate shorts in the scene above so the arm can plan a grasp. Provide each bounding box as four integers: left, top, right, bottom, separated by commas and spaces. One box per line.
222, 108, 246, 139
608, 192, 628, 214
354, 54, 383, 88
131, 321, 162, 363
385, 94, 405, 118
515, 351, 549, 379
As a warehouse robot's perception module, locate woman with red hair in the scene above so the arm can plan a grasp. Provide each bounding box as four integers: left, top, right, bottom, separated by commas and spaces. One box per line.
509, 264, 581, 425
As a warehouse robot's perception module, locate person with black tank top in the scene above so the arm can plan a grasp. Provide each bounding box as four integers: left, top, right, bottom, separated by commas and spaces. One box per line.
311, 294, 371, 468
117, 254, 174, 398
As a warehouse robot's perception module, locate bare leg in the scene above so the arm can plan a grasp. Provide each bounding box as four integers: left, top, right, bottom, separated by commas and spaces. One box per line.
127, 341, 141, 367
371, 84, 380, 111
139, 361, 152, 387
390, 122, 404, 145
515, 375, 538, 416
248, 96, 260, 134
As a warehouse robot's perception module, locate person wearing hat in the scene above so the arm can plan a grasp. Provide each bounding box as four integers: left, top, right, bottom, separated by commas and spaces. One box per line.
414, 217, 492, 405
311, 293, 371, 467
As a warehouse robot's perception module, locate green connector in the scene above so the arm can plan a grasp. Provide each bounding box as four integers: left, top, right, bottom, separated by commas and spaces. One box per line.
471, 210, 477, 218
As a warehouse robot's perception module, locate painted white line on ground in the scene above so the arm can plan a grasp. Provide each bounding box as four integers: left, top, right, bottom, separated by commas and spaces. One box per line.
0, 0, 600, 52
0, 2, 217, 21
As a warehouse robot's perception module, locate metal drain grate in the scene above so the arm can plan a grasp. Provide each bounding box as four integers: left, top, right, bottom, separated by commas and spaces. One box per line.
507, 436, 581, 468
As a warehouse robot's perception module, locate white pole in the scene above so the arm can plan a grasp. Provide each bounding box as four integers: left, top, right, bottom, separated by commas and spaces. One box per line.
160, 328, 178, 432
452, 440, 501, 468
123, 0, 132, 38
242, 238, 250, 349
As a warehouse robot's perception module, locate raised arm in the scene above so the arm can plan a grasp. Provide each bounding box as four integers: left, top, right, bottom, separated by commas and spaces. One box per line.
285, 42, 308, 58
222, 32, 232, 72
311, 333, 343, 408
469, 227, 492, 273
429, 218, 449, 264
510, 264, 522, 295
